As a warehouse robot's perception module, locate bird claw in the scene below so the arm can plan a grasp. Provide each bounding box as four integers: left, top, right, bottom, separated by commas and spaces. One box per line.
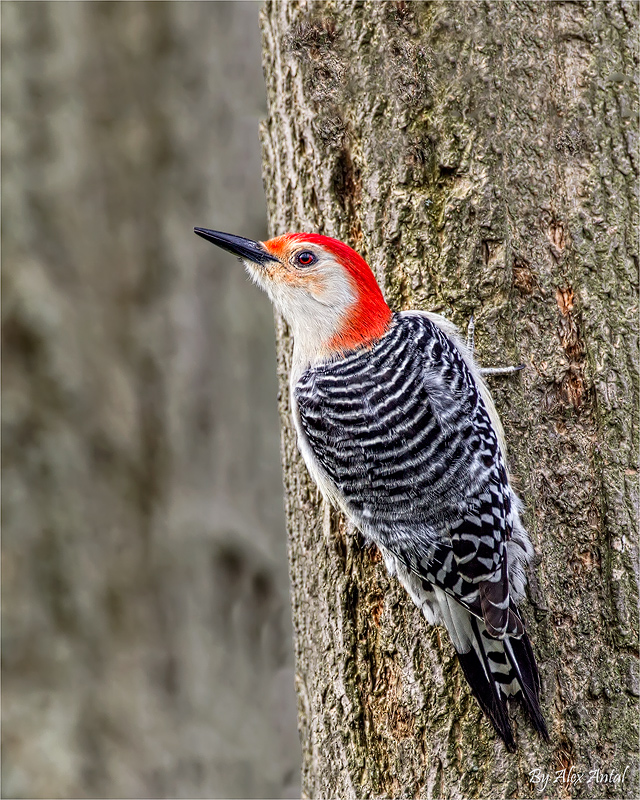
466, 315, 524, 377
480, 364, 525, 376
466, 314, 475, 352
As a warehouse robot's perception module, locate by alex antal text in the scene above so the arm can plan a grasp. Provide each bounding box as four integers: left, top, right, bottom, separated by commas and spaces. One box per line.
529, 765, 629, 792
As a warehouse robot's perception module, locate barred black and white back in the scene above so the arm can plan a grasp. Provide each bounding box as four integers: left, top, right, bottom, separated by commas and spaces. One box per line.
292, 311, 548, 750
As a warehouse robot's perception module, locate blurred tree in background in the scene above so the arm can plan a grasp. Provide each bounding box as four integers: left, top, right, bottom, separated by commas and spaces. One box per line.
2, 2, 299, 798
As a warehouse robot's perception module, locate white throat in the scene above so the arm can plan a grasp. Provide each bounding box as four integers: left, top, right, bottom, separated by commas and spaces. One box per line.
243, 254, 357, 382
280, 287, 352, 379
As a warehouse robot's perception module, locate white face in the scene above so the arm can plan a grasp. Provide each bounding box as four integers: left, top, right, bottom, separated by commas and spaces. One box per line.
194, 227, 392, 374
243, 241, 356, 370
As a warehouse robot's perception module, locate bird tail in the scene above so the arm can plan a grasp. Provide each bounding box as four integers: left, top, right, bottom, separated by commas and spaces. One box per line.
434, 588, 548, 751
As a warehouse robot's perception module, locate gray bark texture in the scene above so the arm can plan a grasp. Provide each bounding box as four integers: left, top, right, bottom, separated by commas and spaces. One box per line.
260, 1, 639, 797
2, 2, 299, 798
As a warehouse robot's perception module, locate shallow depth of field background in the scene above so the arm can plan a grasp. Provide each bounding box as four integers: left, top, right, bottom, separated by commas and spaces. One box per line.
2, 2, 300, 798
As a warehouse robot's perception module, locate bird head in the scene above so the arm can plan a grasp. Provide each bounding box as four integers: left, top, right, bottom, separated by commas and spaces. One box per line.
195, 228, 392, 367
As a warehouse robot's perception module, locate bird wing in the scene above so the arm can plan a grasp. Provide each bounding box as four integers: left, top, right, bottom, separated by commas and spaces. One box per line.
294, 313, 519, 637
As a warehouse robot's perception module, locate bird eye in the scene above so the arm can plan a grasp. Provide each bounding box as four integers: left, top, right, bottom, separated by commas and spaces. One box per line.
295, 251, 316, 267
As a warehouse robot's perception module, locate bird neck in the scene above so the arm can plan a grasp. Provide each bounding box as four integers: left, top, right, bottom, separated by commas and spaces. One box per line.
289, 298, 393, 383
327, 293, 392, 355
326, 248, 393, 354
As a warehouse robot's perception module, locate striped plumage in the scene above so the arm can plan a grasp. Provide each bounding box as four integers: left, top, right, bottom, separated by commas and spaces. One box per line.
293, 311, 547, 750
194, 227, 548, 751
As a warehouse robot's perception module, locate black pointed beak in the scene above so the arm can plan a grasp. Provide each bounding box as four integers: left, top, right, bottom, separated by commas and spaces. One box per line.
194, 227, 280, 266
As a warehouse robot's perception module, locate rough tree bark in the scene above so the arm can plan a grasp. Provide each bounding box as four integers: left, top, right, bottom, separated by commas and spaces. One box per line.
260, 2, 638, 797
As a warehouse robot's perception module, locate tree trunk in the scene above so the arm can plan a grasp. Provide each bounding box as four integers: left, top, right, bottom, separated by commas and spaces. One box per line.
260, 1, 638, 797
2, 3, 299, 798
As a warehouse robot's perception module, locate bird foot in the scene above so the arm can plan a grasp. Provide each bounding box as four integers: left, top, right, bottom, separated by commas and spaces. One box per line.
466, 315, 524, 377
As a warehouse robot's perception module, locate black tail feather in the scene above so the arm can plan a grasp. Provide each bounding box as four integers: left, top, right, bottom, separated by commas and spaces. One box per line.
504, 627, 550, 741
458, 616, 517, 751
455, 612, 548, 750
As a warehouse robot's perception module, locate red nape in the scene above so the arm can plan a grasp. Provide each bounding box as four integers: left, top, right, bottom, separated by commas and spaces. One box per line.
289, 233, 392, 353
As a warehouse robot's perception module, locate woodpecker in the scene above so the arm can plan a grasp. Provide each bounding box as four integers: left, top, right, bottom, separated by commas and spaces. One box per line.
195, 227, 548, 751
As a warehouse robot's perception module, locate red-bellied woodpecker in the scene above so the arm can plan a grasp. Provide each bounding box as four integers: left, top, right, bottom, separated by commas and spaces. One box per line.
195, 226, 548, 751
